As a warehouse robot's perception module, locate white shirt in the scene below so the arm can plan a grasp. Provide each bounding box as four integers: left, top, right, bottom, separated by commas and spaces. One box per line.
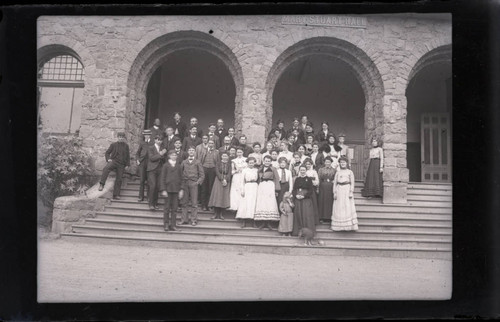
168, 160, 176, 167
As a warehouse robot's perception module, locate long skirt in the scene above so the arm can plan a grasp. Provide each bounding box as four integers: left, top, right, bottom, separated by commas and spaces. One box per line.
318, 181, 334, 220
362, 158, 383, 197
208, 179, 231, 208
311, 187, 320, 225
235, 182, 258, 219
278, 212, 294, 233
331, 184, 359, 231
292, 198, 316, 236
229, 172, 244, 210
276, 181, 290, 206
254, 181, 280, 221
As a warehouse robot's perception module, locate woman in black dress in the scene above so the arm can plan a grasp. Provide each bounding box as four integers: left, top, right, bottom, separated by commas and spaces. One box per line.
292, 165, 317, 236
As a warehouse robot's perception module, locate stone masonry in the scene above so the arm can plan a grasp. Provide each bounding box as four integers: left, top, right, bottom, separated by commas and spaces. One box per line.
37, 14, 451, 203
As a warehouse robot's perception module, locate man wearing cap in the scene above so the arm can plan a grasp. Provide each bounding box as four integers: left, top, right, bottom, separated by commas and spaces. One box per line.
98, 132, 131, 200
136, 129, 153, 202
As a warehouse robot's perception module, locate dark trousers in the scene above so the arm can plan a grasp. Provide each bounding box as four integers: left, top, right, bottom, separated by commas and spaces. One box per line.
164, 192, 179, 228
182, 181, 199, 222
100, 160, 125, 197
147, 167, 161, 207
138, 161, 148, 199
200, 167, 216, 208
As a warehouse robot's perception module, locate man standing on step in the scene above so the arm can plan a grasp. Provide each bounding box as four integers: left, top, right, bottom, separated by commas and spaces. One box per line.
98, 132, 130, 200
179, 146, 205, 226
199, 138, 219, 211
136, 129, 153, 202
160, 150, 184, 231
147, 135, 167, 210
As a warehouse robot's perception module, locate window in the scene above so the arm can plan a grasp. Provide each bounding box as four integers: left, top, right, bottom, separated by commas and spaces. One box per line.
38, 53, 85, 134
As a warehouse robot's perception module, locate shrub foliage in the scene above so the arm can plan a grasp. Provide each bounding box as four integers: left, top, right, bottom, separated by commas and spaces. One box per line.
37, 134, 93, 212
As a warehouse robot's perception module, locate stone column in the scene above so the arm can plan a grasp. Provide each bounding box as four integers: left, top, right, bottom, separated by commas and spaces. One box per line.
382, 95, 409, 204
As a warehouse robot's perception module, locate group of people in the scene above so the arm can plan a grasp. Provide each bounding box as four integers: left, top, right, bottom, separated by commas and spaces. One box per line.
98, 112, 384, 235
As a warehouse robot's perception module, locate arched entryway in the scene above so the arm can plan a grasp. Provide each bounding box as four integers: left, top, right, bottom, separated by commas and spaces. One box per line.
145, 48, 236, 134
265, 37, 384, 179
125, 31, 244, 159
406, 45, 452, 182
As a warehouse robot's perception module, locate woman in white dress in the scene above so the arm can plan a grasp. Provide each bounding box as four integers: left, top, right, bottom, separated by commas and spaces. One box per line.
331, 156, 358, 231
254, 155, 281, 230
229, 147, 247, 211
236, 157, 259, 228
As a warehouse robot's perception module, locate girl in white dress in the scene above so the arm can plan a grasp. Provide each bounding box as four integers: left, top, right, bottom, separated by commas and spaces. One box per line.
236, 157, 259, 228
229, 147, 247, 211
254, 155, 281, 229
331, 156, 358, 231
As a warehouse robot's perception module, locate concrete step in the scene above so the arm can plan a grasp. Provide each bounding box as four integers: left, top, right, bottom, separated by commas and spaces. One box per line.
61, 233, 452, 260
96, 210, 452, 227
71, 225, 451, 250
85, 218, 452, 241
407, 194, 452, 202
85, 217, 452, 237
114, 194, 451, 209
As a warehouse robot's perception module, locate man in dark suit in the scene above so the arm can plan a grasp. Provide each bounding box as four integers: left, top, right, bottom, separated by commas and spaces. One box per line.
167, 112, 188, 141
182, 125, 202, 151
148, 118, 163, 140
218, 136, 233, 155
215, 118, 228, 147
206, 123, 221, 149
286, 117, 301, 139
173, 138, 188, 164
199, 138, 219, 211
227, 127, 240, 147
147, 135, 167, 210
238, 134, 254, 157
160, 150, 184, 231
162, 126, 179, 152
135, 129, 153, 202
98, 132, 130, 200
287, 134, 299, 153
189, 117, 203, 138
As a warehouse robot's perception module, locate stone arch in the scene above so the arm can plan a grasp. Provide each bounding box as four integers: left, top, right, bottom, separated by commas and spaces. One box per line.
125, 30, 244, 156
37, 36, 96, 78
264, 36, 385, 147
407, 44, 452, 86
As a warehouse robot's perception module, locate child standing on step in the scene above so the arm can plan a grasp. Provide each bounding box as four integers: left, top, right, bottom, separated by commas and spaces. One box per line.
278, 191, 294, 236
331, 156, 358, 231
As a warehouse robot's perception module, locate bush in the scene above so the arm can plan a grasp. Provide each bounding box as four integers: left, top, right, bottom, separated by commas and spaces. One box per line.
37, 134, 93, 227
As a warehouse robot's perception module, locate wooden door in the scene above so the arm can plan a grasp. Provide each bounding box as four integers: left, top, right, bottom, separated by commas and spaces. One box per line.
421, 113, 451, 182
347, 142, 365, 181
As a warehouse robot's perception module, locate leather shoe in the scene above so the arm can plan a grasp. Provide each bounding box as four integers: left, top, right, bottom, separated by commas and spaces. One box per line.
113, 196, 120, 200
220, 215, 225, 220
169, 226, 180, 231
179, 221, 188, 225
149, 206, 155, 211
138, 198, 144, 202
98, 184, 104, 191
154, 205, 159, 210
191, 221, 197, 226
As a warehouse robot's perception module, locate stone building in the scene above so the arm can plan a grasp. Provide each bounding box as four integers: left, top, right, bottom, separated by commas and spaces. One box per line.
37, 14, 452, 204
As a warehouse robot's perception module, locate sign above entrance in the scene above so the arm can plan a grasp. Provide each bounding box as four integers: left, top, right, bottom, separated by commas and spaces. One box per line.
281, 15, 367, 29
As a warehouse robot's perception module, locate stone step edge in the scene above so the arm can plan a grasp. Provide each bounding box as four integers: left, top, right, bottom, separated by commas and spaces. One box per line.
104, 205, 453, 214
83, 218, 452, 236
62, 232, 452, 252
72, 225, 453, 244
95, 211, 453, 221
109, 199, 453, 209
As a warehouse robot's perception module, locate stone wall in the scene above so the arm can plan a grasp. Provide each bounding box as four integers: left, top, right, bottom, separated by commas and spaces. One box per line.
37, 14, 452, 203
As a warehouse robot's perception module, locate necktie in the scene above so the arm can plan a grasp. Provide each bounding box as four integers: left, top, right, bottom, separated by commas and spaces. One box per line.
281, 168, 286, 183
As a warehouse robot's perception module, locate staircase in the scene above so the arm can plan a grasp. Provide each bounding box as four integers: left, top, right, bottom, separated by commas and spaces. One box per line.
61, 181, 452, 259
